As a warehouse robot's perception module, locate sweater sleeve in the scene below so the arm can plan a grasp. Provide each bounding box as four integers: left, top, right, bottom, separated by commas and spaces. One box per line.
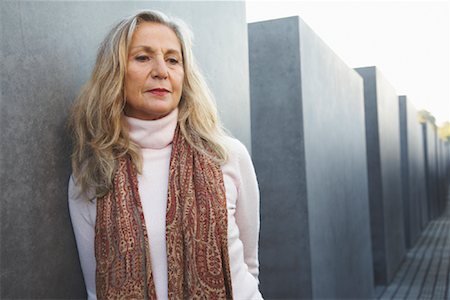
233, 141, 261, 284
68, 175, 97, 300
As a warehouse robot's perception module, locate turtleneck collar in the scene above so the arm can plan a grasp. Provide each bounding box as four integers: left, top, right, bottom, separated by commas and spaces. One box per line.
125, 108, 178, 149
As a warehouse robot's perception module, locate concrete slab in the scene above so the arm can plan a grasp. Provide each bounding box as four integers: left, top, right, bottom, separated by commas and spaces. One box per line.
399, 96, 428, 249
422, 121, 439, 221
355, 66, 405, 286
0, 1, 250, 298
249, 16, 374, 299
437, 139, 448, 214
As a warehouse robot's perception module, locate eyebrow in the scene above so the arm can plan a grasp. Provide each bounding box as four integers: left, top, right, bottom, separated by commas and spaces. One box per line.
129, 45, 182, 57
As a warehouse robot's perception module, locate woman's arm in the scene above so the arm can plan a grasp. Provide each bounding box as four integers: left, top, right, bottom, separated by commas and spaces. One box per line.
68, 175, 97, 300
233, 142, 261, 283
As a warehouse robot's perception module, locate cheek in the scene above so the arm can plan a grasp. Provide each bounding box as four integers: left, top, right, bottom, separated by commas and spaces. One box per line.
125, 70, 144, 94
175, 72, 184, 91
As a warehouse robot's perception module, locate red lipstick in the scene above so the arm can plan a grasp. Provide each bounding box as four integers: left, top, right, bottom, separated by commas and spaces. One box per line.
147, 88, 170, 96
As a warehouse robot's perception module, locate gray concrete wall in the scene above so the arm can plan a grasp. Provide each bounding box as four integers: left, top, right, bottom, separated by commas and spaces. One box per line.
416, 121, 429, 229
355, 67, 405, 286
422, 121, 439, 221
437, 139, 448, 213
249, 16, 374, 299
446, 142, 450, 187
0, 1, 250, 298
439, 139, 448, 211
437, 139, 443, 213
399, 96, 427, 249
443, 140, 450, 192
446, 142, 450, 184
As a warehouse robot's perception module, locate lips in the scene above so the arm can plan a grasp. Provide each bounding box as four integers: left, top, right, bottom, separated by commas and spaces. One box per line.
146, 88, 170, 97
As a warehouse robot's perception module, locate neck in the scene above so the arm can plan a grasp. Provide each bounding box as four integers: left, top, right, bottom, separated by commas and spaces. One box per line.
125, 108, 178, 149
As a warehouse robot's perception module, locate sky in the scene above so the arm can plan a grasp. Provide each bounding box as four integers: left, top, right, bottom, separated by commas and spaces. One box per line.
246, 0, 450, 126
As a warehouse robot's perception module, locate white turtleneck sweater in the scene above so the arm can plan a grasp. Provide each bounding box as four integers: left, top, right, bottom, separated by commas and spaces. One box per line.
68, 108, 263, 300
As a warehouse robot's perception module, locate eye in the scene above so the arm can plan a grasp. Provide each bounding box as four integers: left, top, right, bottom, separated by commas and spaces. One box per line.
167, 57, 180, 65
135, 55, 149, 62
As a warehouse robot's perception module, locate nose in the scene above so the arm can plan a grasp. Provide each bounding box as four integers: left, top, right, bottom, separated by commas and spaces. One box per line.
150, 57, 168, 79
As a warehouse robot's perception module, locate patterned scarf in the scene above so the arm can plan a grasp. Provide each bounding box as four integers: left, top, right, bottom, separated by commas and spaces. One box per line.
95, 125, 233, 299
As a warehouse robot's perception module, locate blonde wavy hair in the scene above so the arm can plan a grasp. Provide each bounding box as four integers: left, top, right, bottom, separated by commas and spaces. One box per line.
69, 10, 230, 197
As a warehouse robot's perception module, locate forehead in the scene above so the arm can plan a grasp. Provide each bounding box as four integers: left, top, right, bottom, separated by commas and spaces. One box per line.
130, 22, 181, 51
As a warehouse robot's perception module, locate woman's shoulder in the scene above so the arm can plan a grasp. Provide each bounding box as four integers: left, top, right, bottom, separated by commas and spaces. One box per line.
67, 174, 97, 226
68, 174, 96, 203
221, 136, 259, 199
223, 136, 252, 163
221, 136, 256, 179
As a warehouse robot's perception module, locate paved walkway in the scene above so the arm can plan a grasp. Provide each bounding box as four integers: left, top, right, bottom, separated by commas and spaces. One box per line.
377, 194, 450, 300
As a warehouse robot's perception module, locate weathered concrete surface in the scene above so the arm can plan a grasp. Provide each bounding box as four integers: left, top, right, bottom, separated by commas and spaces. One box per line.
422, 121, 439, 221
249, 16, 374, 299
0, 1, 250, 298
445, 142, 450, 189
355, 66, 405, 286
399, 96, 427, 249
437, 139, 443, 214
437, 139, 449, 214
417, 124, 430, 230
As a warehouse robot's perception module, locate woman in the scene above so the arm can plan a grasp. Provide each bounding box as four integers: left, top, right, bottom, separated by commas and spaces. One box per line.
68, 10, 262, 300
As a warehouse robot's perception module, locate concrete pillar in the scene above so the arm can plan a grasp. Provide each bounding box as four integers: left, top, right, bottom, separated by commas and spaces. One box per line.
249, 16, 374, 299
355, 66, 405, 286
399, 96, 427, 249
422, 121, 439, 220
0, 1, 250, 298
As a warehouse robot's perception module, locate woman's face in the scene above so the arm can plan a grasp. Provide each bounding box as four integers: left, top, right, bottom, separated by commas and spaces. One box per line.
124, 22, 184, 120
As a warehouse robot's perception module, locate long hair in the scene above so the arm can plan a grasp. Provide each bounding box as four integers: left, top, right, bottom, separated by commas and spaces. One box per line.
69, 10, 229, 198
